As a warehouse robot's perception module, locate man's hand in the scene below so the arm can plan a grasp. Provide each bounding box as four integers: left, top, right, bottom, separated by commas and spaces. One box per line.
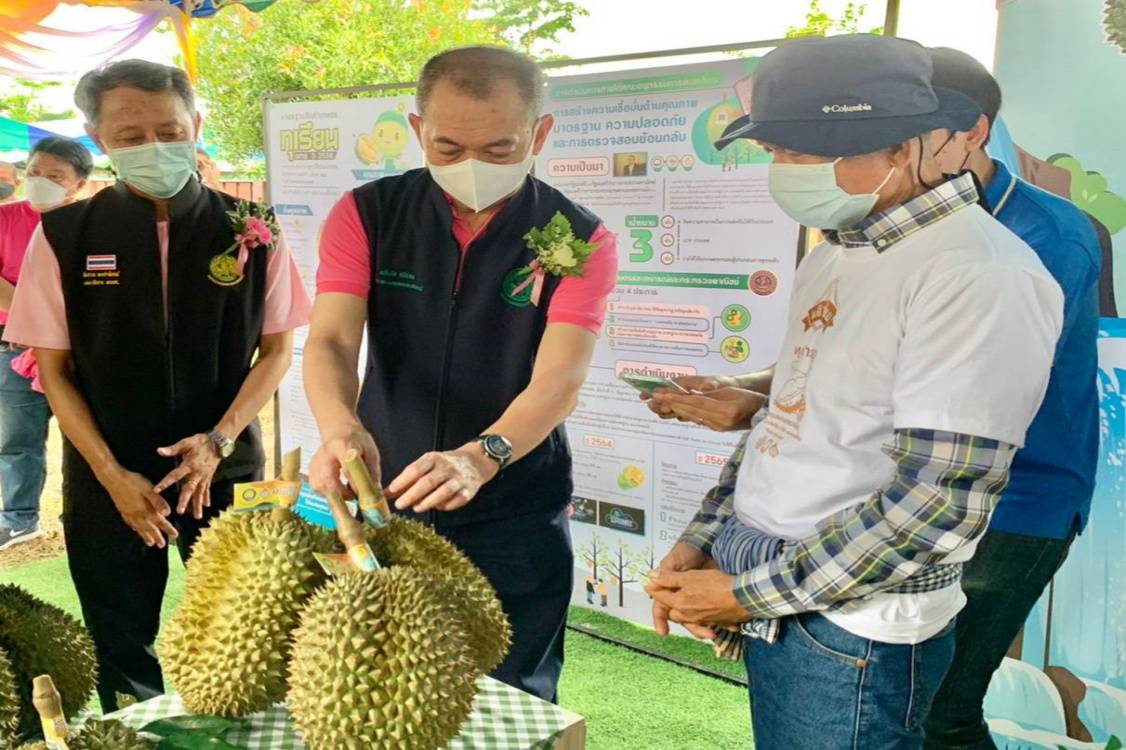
646, 568, 749, 628
154, 434, 221, 520
649, 387, 766, 431
388, 445, 498, 514
309, 424, 381, 499
103, 467, 179, 548
643, 375, 732, 416
651, 542, 719, 639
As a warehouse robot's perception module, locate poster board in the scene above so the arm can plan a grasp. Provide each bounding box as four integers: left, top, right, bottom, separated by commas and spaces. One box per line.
265, 94, 422, 472
534, 58, 799, 624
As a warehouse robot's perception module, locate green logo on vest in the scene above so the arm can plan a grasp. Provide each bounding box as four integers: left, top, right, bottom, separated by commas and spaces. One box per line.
375, 268, 424, 292
208, 254, 243, 286
500, 267, 533, 307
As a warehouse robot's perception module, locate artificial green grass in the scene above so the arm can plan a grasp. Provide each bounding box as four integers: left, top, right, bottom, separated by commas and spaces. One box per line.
568, 605, 748, 683
0, 554, 754, 750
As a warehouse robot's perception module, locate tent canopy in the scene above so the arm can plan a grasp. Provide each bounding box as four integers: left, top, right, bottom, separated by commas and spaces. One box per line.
0, 115, 102, 163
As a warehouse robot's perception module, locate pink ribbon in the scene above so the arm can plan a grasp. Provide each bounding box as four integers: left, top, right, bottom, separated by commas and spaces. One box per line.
511, 260, 546, 307
10, 348, 43, 394
236, 243, 250, 276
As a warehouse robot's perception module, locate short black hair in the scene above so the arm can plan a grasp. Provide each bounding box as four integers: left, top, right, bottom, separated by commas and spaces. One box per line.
417, 46, 543, 117
929, 47, 1002, 126
30, 136, 93, 179
74, 59, 195, 124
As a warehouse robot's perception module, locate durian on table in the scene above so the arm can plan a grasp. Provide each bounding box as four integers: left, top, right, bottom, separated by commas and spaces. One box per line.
158, 449, 512, 750
0, 585, 97, 747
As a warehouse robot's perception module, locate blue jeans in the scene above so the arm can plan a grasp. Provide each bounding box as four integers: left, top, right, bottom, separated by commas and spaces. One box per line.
745, 612, 956, 750
0, 343, 50, 530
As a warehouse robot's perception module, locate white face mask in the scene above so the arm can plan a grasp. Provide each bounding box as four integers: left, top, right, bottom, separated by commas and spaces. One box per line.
768, 157, 897, 230
427, 147, 535, 212
24, 176, 70, 211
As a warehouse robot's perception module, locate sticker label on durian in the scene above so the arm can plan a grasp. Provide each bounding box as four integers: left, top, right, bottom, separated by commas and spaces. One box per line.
233, 480, 302, 512
313, 551, 380, 576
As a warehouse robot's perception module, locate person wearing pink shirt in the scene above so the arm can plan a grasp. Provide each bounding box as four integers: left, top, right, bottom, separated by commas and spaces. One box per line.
3, 60, 311, 710
304, 46, 618, 702
0, 136, 92, 550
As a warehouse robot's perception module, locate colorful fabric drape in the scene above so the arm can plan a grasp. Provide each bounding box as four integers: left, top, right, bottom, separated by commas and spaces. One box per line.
0, 1, 278, 82
0, 115, 102, 157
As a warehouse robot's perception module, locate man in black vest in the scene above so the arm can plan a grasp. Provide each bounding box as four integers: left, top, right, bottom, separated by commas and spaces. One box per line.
3, 60, 310, 709
305, 46, 618, 702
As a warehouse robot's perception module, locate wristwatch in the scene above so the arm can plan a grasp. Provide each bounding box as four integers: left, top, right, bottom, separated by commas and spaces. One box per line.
476, 434, 513, 470
207, 430, 236, 459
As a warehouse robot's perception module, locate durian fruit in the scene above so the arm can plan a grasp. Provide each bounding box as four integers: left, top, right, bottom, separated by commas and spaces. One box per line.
158, 508, 336, 717
0, 648, 21, 748
69, 719, 153, 750
288, 568, 479, 750
1106, 0, 1126, 53
15, 742, 47, 750
0, 585, 97, 739
365, 516, 511, 675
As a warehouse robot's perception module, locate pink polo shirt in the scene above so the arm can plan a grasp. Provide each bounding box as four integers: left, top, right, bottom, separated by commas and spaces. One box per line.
0, 201, 43, 325
316, 190, 618, 334
3, 221, 311, 350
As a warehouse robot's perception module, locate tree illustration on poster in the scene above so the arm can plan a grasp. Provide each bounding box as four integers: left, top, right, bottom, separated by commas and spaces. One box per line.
577, 532, 605, 583
608, 540, 645, 608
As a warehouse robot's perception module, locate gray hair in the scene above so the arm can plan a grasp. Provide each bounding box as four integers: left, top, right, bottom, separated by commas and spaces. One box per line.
417, 46, 544, 117
75, 59, 195, 124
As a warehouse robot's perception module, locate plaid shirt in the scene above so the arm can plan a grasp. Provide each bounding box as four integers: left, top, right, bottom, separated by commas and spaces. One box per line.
687, 429, 1014, 650
828, 171, 980, 251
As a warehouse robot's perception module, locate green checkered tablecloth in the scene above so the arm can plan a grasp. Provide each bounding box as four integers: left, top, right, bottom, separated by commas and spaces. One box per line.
106, 676, 568, 749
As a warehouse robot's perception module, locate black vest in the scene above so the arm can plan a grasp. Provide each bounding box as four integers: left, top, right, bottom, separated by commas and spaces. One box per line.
354, 169, 601, 527
44, 179, 267, 484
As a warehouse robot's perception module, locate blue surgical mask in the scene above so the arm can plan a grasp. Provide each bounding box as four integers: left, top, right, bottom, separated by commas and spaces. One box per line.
768, 157, 896, 230
109, 141, 197, 199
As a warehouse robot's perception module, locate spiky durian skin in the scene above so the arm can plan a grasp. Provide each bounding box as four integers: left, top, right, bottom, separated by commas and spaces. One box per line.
68, 719, 153, 750
15, 742, 47, 750
1106, 0, 1126, 52
0, 647, 20, 748
365, 517, 511, 674
158, 509, 336, 717
0, 585, 97, 739
288, 568, 478, 750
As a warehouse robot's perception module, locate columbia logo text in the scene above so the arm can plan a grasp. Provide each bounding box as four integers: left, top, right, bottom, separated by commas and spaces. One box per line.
821, 103, 874, 114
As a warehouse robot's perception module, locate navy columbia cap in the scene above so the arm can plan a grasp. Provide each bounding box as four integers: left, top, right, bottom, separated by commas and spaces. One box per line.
716, 34, 983, 157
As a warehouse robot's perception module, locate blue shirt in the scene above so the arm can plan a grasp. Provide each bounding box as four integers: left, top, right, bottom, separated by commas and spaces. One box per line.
985, 159, 1101, 538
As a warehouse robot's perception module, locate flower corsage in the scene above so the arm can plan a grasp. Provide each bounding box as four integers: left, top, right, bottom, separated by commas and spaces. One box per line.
208, 201, 280, 286
512, 211, 597, 306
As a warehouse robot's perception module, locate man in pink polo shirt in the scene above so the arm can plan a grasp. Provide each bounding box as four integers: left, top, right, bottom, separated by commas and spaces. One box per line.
4, 60, 310, 709
0, 136, 92, 550
304, 46, 618, 701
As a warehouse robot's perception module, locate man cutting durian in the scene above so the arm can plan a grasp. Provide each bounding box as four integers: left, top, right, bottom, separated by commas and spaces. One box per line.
304, 46, 618, 702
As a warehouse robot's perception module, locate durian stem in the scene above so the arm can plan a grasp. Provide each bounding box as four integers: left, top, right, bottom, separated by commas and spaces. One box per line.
280, 448, 301, 482
326, 491, 380, 572
342, 449, 391, 527
271, 448, 303, 522
31, 675, 69, 750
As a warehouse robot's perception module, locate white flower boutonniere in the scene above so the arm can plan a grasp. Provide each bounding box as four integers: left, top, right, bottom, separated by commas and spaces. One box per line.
511, 211, 597, 306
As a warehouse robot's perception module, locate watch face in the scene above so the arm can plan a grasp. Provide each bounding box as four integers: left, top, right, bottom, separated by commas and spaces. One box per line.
221, 442, 235, 458
484, 434, 512, 459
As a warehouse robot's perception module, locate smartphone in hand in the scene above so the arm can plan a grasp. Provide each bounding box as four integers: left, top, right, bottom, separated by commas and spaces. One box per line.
619, 374, 689, 396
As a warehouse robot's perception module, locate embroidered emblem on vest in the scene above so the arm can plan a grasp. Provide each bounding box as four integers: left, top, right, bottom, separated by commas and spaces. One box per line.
500, 266, 534, 307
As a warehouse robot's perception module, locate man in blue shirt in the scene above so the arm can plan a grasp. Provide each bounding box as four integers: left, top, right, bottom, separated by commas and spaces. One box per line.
922, 47, 1101, 749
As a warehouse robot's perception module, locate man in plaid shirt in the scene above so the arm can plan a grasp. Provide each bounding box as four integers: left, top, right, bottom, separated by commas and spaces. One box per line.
646, 35, 1063, 749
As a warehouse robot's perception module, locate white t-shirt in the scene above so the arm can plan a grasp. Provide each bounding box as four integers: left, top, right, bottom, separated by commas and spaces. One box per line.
734, 205, 1063, 644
